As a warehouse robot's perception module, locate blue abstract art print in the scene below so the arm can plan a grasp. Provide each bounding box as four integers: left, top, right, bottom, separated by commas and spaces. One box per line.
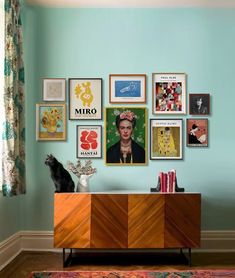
109, 74, 146, 103
115, 81, 141, 98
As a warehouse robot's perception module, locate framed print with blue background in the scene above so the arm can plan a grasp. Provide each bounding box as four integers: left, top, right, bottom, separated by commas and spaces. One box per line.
69, 78, 102, 120
109, 74, 146, 103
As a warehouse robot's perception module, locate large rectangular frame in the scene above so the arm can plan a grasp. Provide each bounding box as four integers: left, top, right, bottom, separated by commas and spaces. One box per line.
109, 74, 146, 103
105, 107, 147, 165
152, 73, 186, 115
69, 78, 102, 120
76, 125, 102, 158
36, 103, 66, 141
150, 119, 183, 160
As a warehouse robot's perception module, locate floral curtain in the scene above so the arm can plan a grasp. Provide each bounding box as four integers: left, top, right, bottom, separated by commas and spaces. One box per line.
2, 0, 25, 196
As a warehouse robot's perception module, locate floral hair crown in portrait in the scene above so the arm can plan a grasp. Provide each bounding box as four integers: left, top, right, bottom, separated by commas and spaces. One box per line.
119, 111, 136, 121
115, 110, 137, 128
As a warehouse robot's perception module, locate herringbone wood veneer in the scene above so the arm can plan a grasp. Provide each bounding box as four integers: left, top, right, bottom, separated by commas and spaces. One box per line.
128, 194, 164, 248
54, 194, 91, 248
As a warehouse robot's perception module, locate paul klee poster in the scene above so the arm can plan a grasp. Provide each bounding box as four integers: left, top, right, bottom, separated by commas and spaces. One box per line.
153, 73, 186, 114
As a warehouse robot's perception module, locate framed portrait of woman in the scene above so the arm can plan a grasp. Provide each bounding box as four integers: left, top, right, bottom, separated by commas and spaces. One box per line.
187, 119, 208, 147
150, 119, 183, 160
105, 107, 147, 165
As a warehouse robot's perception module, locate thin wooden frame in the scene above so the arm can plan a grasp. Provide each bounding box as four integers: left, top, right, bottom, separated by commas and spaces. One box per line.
43, 78, 66, 102
105, 107, 147, 165
152, 73, 186, 115
36, 103, 66, 141
76, 125, 102, 158
109, 74, 146, 103
150, 119, 183, 160
187, 118, 208, 147
189, 93, 210, 115
69, 78, 102, 120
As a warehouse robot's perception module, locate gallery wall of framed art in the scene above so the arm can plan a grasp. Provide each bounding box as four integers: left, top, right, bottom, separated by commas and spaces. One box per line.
36, 72, 211, 162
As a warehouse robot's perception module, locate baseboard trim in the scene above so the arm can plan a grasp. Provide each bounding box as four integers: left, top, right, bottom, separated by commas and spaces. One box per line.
0, 230, 235, 270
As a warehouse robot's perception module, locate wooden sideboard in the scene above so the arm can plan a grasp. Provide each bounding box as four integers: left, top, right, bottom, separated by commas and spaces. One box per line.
54, 193, 201, 250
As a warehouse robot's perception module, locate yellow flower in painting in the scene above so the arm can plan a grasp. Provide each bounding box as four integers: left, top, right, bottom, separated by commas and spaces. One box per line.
41, 107, 62, 133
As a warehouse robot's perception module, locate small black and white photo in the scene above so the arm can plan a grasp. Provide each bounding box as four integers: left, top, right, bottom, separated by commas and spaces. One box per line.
189, 93, 210, 115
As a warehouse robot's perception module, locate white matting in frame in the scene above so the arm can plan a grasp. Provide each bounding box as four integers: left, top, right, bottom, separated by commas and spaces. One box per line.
152, 73, 186, 115
43, 78, 66, 101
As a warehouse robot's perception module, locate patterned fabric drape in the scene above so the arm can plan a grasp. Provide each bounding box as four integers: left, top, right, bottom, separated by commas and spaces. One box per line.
2, 0, 25, 196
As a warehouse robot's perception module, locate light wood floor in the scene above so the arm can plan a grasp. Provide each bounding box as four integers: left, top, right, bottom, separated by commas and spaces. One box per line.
0, 251, 235, 278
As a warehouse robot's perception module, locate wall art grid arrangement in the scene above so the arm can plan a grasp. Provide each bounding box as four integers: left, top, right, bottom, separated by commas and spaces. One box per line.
36, 73, 211, 162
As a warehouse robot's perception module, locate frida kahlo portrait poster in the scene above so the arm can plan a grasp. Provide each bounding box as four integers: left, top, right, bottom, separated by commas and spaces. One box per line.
105, 107, 147, 165
153, 73, 186, 115
150, 119, 182, 160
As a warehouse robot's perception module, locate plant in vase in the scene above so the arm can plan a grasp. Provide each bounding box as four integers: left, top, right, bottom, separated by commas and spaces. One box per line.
67, 160, 96, 192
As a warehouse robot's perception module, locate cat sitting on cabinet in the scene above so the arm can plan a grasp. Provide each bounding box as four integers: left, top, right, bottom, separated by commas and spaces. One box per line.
45, 154, 75, 193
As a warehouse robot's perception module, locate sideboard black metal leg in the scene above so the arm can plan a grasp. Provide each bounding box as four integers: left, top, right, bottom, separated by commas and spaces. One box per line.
63, 248, 66, 268
63, 248, 73, 267
188, 248, 192, 267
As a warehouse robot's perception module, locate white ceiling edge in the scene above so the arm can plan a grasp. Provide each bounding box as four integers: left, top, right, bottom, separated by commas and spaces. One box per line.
25, 0, 235, 8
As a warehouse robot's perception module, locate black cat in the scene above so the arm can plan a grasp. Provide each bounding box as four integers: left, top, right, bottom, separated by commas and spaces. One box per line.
45, 154, 75, 193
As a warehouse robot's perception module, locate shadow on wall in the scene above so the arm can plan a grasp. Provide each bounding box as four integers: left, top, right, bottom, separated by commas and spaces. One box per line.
202, 194, 235, 230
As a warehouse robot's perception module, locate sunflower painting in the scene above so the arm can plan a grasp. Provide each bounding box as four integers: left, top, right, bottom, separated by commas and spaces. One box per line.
36, 103, 66, 141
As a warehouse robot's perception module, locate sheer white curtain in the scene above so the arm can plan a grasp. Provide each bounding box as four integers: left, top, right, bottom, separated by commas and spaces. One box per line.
0, 0, 5, 191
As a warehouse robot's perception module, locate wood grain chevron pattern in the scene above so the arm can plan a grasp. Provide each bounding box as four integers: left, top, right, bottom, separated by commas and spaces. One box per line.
128, 194, 165, 248
164, 194, 201, 248
54, 193, 91, 248
91, 194, 128, 248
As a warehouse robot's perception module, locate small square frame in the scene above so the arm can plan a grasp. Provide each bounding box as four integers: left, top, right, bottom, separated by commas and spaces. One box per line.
150, 118, 183, 160
189, 93, 210, 115
76, 125, 102, 158
109, 74, 146, 103
43, 78, 66, 101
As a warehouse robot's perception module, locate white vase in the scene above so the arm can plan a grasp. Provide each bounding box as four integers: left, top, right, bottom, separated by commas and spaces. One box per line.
76, 174, 90, 192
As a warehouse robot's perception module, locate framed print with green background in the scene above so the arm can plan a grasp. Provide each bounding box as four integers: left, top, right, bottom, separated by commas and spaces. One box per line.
36, 103, 66, 141
152, 73, 186, 114
105, 107, 147, 165
109, 74, 146, 103
187, 118, 208, 147
150, 119, 182, 160
69, 78, 102, 120
43, 78, 66, 101
76, 125, 102, 158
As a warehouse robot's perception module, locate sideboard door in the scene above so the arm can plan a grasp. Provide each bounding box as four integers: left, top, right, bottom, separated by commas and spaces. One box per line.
128, 194, 165, 248
54, 193, 91, 248
91, 194, 128, 248
164, 194, 201, 248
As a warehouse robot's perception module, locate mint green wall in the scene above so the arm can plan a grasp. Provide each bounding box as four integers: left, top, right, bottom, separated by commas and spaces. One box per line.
2, 7, 235, 242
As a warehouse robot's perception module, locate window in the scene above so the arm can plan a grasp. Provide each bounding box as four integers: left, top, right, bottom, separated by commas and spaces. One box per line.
0, 0, 4, 190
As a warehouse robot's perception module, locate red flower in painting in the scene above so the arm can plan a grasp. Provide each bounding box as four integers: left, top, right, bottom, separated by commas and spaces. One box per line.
80, 130, 98, 150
